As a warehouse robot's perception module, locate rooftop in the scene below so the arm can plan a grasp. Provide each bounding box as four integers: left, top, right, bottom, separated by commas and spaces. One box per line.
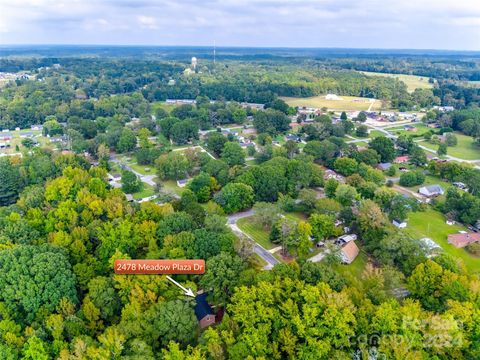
194, 292, 214, 321
448, 232, 480, 248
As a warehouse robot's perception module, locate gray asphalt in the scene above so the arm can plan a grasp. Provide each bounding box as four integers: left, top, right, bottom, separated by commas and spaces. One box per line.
227, 209, 280, 270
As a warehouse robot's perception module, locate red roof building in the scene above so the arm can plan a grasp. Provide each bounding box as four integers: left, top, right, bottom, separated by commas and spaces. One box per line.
394, 156, 410, 163
447, 232, 480, 248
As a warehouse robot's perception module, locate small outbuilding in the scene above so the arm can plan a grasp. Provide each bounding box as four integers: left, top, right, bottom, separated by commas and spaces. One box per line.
392, 219, 407, 228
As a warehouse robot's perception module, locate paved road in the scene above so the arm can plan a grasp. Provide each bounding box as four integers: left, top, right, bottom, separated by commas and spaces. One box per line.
365, 122, 480, 165
110, 157, 158, 186
226, 209, 280, 270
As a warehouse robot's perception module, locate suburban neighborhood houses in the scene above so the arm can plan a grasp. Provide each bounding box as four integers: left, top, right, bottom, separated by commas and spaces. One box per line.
1, 39, 480, 359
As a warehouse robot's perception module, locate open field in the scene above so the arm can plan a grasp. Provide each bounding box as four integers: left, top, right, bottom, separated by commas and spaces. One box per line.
360, 71, 433, 93
418, 133, 480, 160
405, 209, 479, 273
388, 123, 430, 137
132, 183, 156, 199
237, 212, 307, 251
0, 129, 53, 155
333, 250, 368, 281
161, 180, 183, 196
237, 217, 273, 249
281, 95, 384, 111
368, 129, 386, 138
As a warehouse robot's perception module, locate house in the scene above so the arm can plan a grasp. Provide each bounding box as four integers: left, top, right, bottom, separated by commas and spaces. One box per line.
176, 179, 189, 188
377, 163, 392, 171
433, 106, 454, 112
418, 185, 444, 197
335, 234, 357, 246
31, 124, 43, 131
125, 194, 134, 202
340, 241, 360, 264
285, 134, 301, 142
324, 169, 345, 183
447, 232, 480, 248
194, 293, 216, 329
20, 132, 33, 138
395, 156, 409, 164
392, 219, 407, 228
0, 134, 12, 141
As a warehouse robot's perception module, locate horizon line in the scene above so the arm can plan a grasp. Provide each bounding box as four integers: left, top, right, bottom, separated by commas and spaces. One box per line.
0, 43, 479, 53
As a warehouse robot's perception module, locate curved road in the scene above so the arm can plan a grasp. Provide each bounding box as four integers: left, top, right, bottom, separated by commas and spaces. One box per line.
227, 209, 280, 270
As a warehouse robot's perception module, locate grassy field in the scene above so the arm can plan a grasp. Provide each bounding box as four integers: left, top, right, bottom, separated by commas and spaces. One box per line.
354, 141, 370, 148
388, 123, 430, 137
368, 130, 386, 138
405, 209, 479, 274
161, 180, 183, 196
333, 250, 368, 281
418, 133, 480, 160
360, 71, 433, 93
237, 217, 273, 249
237, 212, 307, 251
281, 95, 383, 111
0, 129, 53, 155
132, 183, 156, 199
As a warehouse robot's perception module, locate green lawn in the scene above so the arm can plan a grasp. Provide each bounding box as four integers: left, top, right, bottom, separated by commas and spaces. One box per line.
333, 250, 368, 281
237, 217, 274, 250
281, 95, 384, 111
132, 183, 156, 199
351, 141, 369, 148
405, 209, 480, 274
388, 123, 430, 137
418, 133, 480, 160
360, 71, 433, 93
369, 130, 386, 138
161, 180, 183, 196
129, 162, 154, 175
237, 212, 307, 251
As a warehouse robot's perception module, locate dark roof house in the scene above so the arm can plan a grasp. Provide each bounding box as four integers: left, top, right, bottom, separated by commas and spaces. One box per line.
377, 163, 392, 171
194, 293, 216, 329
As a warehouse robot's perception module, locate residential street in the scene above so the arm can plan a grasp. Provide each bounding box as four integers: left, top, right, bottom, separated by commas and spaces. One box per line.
226, 209, 280, 270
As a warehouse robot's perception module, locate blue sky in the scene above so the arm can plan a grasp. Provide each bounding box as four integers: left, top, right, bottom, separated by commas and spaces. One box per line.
0, 0, 479, 50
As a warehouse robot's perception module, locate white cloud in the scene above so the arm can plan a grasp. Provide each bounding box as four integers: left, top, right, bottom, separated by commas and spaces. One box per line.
137, 15, 158, 29
0, 0, 478, 50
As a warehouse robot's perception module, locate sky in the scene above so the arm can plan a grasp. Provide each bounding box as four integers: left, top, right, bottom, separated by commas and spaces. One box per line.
0, 0, 479, 50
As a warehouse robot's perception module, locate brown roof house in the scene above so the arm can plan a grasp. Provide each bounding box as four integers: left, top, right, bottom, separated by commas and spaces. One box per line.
194, 293, 216, 329
340, 241, 360, 264
448, 232, 480, 248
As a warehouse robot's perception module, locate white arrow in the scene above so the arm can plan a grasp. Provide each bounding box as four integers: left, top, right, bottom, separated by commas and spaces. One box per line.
166, 276, 195, 297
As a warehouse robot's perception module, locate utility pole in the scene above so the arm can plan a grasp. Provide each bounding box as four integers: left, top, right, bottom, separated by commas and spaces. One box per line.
213, 40, 216, 68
